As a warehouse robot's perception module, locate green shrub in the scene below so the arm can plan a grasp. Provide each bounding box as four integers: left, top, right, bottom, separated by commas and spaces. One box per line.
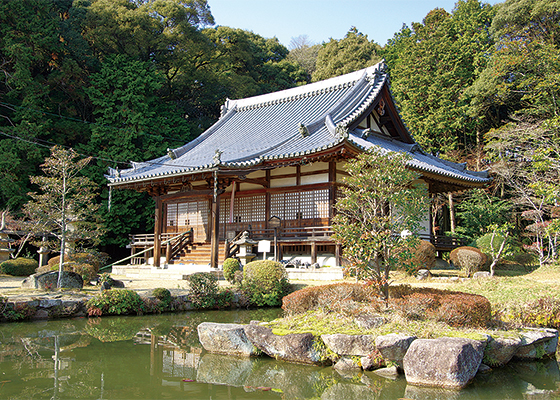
87, 289, 144, 316
1, 257, 38, 276
510, 296, 560, 328
223, 258, 241, 283
152, 287, 173, 309
242, 260, 290, 306
449, 246, 488, 277
43, 253, 105, 283
0, 295, 36, 321
186, 272, 219, 309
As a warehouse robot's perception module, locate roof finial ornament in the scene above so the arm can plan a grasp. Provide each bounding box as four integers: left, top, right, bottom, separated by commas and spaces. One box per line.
335, 124, 349, 140
298, 123, 309, 138
213, 149, 223, 165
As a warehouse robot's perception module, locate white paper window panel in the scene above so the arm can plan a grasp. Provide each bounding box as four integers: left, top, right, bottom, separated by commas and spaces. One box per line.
300, 173, 329, 185
270, 177, 297, 188
300, 162, 328, 173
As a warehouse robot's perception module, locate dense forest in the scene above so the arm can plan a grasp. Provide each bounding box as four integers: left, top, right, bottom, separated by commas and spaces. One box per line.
1, 0, 558, 262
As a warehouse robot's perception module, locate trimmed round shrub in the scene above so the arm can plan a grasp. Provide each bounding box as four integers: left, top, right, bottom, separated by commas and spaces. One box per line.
282, 282, 379, 315
152, 287, 172, 302
1, 257, 38, 276
223, 258, 241, 283
390, 289, 492, 327
398, 240, 437, 274
242, 260, 290, 306
449, 246, 488, 277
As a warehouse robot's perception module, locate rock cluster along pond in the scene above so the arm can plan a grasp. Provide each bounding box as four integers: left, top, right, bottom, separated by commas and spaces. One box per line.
197, 322, 559, 390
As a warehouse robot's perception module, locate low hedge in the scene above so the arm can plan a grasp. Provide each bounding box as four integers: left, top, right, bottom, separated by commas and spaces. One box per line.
1, 257, 38, 276
282, 283, 492, 328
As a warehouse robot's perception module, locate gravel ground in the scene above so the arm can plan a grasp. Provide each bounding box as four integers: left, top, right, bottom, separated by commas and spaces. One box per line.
0, 273, 197, 301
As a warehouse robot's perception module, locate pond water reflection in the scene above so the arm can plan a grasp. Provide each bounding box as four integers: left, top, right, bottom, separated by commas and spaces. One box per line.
1, 309, 559, 399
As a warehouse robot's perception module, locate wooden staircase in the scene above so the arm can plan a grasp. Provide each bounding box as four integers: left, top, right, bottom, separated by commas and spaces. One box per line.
170, 242, 227, 265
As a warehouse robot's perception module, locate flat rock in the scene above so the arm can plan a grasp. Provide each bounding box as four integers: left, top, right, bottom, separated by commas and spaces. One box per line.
373, 365, 399, 380
375, 333, 416, 368
473, 271, 491, 279
244, 324, 326, 365
360, 349, 385, 371
321, 334, 376, 356
483, 336, 523, 367
197, 322, 258, 356
515, 328, 559, 360
416, 269, 431, 280
354, 314, 385, 330
22, 271, 83, 290
333, 356, 361, 371
403, 337, 486, 389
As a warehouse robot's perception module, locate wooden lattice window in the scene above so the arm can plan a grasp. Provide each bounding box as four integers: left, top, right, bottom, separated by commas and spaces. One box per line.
271, 189, 329, 220
221, 194, 266, 223
167, 200, 208, 227
167, 203, 178, 226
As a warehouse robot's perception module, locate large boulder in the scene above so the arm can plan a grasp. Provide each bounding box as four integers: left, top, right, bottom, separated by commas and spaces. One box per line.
22, 271, 83, 290
375, 333, 416, 369
197, 322, 258, 357
403, 337, 486, 389
483, 336, 523, 367
514, 328, 559, 360
243, 324, 326, 365
321, 334, 376, 356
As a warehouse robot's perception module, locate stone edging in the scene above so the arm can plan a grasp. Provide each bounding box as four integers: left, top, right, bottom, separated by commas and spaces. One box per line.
197, 322, 559, 390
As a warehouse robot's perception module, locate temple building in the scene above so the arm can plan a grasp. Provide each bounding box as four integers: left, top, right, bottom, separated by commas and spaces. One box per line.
106, 62, 489, 269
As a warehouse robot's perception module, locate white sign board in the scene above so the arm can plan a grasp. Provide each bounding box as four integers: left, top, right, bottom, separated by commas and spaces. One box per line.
258, 240, 271, 253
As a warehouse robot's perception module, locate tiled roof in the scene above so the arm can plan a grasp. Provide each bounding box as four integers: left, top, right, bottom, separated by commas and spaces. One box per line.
107, 62, 489, 185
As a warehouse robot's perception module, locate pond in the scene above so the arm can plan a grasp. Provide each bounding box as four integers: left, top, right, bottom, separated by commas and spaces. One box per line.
1, 309, 560, 399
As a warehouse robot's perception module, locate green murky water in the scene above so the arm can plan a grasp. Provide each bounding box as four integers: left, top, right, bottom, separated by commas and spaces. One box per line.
1, 309, 559, 399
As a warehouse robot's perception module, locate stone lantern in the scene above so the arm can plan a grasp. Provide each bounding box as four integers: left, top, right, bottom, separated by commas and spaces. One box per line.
233, 231, 257, 266
0, 212, 14, 263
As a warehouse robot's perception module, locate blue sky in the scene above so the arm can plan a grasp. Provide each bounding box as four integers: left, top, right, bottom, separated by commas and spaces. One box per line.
207, 0, 501, 47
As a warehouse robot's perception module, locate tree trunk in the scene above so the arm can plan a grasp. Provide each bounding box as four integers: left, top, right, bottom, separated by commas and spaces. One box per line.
448, 192, 456, 235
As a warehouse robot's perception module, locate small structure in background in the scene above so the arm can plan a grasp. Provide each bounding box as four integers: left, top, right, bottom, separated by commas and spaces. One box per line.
0, 212, 14, 263
233, 231, 257, 266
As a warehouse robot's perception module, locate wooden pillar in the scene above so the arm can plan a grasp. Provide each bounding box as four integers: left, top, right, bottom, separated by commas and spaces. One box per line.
335, 244, 342, 267
166, 242, 172, 264
210, 171, 220, 268
328, 161, 337, 219
154, 196, 162, 268
265, 170, 271, 223
311, 242, 317, 264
